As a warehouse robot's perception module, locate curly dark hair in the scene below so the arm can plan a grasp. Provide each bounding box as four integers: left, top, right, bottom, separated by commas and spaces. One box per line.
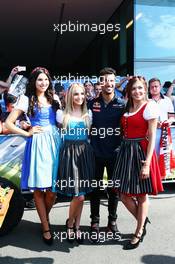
25, 67, 60, 116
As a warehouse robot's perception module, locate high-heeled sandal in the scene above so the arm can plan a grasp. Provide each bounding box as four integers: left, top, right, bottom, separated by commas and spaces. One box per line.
66, 219, 75, 243
74, 226, 84, 244
42, 230, 53, 245
141, 217, 151, 241
123, 234, 142, 250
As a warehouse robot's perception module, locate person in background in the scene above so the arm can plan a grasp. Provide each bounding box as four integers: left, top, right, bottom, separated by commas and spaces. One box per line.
148, 77, 174, 155
84, 81, 95, 100
54, 83, 65, 109
0, 94, 29, 134
115, 75, 132, 98
165, 79, 175, 111
0, 66, 19, 94
0, 66, 20, 113
148, 78, 174, 125
162, 81, 172, 95
94, 82, 102, 98
0, 94, 18, 134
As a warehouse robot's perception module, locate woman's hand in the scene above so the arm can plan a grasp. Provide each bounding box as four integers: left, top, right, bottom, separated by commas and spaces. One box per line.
140, 161, 150, 180
28, 126, 43, 136
10, 66, 19, 78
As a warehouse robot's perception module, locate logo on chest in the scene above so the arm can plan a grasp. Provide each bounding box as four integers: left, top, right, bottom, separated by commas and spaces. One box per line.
93, 102, 101, 112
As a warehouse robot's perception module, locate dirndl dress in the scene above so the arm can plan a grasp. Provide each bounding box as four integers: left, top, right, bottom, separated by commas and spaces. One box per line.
112, 103, 163, 196
57, 120, 95, 196
21, 106, 61, 192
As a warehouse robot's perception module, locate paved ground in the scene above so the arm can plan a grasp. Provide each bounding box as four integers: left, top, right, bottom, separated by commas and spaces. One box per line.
0, 183, 175, 264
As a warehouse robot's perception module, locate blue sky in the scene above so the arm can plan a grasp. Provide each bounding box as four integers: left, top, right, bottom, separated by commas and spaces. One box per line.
135, 4, 175, 58
134, 3, 175, 82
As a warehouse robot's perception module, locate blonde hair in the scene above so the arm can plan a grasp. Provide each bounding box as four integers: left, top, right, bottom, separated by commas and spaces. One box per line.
63, 83, 90, 129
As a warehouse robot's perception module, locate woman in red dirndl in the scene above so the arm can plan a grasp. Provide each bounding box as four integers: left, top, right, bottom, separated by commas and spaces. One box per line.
113, 76, 163, 249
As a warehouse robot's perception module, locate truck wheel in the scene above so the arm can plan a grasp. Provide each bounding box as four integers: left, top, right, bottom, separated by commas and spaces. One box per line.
0, 177, 24, 236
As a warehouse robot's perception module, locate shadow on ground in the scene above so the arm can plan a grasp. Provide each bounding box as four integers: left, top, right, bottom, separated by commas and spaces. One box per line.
142, 254, 175, 264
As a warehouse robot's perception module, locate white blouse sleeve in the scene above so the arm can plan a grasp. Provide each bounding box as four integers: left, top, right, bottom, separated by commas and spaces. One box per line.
14, 95, 29, 113
143, 100, 160, 120
88, 109, 93, 126
56, 109, 63, 124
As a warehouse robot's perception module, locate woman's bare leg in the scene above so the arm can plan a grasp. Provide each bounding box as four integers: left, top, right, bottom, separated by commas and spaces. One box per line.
135, 195, 148, 236
45, 191, 57, 222
68, 196, 84, 228
121, 194, 138, 219
33, 190, 51, 239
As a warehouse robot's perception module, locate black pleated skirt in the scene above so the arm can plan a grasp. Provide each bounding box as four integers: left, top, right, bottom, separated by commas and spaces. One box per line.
112, 138, 153, 195
57, 140, 95, 196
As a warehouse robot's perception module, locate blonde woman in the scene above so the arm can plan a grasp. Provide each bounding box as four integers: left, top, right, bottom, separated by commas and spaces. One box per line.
56, 83, 94, 243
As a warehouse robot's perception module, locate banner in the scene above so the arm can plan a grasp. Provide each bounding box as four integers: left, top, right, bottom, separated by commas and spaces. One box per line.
0, 135, 26, 187
158, 125, 175, 180
8, 74, 28, 97
0, 130, 175, 184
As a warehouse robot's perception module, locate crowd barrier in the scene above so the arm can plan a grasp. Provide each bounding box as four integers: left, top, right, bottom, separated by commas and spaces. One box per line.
0, 128, 175, 189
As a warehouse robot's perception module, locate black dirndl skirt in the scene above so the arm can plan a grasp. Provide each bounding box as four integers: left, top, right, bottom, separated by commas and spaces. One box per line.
57, 140, 95, 196
112, 138, 153, 195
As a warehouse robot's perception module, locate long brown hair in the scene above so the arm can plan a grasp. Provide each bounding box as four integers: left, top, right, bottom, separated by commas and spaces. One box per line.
124, 76, 148, 113
25, 67, 59, 116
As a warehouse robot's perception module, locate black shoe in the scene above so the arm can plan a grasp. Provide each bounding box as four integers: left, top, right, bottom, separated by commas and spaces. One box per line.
25, 198, 35, 209
142, 217, 151, 241
107, 221, 121, 240
74, 227, 84, 244
42, 230, 53, 245
123, 234, 142, 250
90, 223, 100, 243
66, 219, 75, 243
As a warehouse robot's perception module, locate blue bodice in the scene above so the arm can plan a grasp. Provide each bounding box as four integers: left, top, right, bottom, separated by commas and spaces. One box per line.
29, 106, 56, 127
63, 121, 88, 141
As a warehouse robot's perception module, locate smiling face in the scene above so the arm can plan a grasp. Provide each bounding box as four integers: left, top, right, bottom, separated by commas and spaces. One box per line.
100, 74, 115, 95
72, 86, 85, 107
35, 73, 50, 94
131, 80, 146, 102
